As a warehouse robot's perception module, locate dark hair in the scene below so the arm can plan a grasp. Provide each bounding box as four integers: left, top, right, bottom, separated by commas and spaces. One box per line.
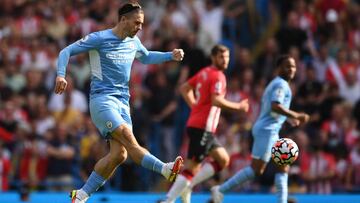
211, 44, 229, 56
118, 2, 142, 20
275, 54, 292, 68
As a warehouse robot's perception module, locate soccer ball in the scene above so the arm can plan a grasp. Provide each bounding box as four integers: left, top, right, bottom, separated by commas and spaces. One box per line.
271, 138, 299, 166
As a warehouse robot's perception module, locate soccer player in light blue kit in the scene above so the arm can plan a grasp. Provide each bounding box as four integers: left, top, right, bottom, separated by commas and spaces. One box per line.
54, 3, 184, 203
211, 55, 310, 203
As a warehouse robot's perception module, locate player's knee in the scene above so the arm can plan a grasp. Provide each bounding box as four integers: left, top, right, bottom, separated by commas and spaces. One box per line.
250, 163, 266, 176
277, 165, 289, 173
256, 168, 265, 176
252, 166, 265, 176
118, 148, 128, 164
114, 125, 137, 147
217, 155, 230, 169
110, 149, 127, 165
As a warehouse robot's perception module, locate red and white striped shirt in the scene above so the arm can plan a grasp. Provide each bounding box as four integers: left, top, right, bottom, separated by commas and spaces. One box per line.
186, 66, 226, 133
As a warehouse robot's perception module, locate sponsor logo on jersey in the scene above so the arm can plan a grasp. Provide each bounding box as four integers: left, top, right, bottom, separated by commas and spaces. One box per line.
126, 42, 136, 49
106, 52, 135, 64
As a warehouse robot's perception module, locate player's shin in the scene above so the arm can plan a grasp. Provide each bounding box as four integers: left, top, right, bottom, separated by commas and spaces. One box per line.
219, 166, 255, 193
81, 171, 106, 197
275, 173, 288, 203
189, 162, 216, 188
141, 153, 164, 174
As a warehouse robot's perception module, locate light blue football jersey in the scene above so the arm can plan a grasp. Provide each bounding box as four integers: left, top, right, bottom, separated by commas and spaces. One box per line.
252, 76, 292, 134
57, 29, 172, 99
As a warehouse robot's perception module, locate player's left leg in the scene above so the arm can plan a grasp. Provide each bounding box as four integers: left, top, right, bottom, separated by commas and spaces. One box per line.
179, 147, 229, 203
275, 164, 290, 203
211, 131, 278, 203
190, 147, 229, 188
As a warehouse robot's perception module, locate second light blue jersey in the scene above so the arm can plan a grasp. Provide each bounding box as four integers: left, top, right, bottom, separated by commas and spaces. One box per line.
253, 76, 292, 134
57, 29, 173, 99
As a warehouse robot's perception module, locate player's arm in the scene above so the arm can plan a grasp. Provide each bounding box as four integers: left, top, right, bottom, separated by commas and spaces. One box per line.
210, 73, 249, 112
271, 102, 309, 124
136, 51, 173, 64
180, 82, 196, 107
55, 33, 100, 94
135, 37, 184, 64
270, 83, 309, 124
212, 95, 249, 112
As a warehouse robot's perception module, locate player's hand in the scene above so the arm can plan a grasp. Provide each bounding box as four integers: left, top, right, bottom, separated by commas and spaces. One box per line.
54, 76, 68, 94
172, 49, 184, 61
287, 118, 300, 127
238, 99, 249, 112
297, 113, 310, 125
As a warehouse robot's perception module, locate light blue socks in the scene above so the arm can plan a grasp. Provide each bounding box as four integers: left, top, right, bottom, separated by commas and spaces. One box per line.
140, 153, 164, 174
219, 166, 255, 193
275, 173, 288, 203
82, 171, 106, 195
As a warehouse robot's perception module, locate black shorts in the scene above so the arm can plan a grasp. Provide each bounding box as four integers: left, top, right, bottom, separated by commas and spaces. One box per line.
186, 127, 222, 162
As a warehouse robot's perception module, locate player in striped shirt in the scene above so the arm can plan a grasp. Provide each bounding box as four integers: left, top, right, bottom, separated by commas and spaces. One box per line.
160, 45, 249, 203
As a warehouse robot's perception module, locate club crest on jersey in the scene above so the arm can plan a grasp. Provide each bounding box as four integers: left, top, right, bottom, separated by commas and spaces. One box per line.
275, 88, 285, 99
126, 42, 135, 49
106, 121, 113, 129
201, 72, 208, 80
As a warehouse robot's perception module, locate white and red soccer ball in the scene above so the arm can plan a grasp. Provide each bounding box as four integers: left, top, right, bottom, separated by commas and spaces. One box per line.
271, 138, 299, 166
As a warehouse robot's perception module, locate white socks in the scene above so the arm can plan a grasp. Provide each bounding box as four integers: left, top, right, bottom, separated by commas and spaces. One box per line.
165, 163, 217, 202
190, 162, 215, 188
165, 174, 190, 202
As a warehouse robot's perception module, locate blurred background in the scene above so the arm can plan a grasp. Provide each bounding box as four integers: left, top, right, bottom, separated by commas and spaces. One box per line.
0, 0, 359, 200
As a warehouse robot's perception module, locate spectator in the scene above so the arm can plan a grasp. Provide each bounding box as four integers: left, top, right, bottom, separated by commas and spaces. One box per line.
48, 75, 88, 113
144, 71, 177, 162
45, 124, 75, 191
0, 141, 11, 191
275, 11, 307, 54
302, 142, 336, 194
346, 138, 360, 192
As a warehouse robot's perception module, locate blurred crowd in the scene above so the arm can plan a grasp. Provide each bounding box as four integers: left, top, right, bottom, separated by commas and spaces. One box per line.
0, 0, 360, 195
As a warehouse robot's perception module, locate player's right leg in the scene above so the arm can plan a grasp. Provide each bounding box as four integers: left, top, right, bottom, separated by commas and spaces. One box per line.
275, 162, 290, 203
112, 124, 183, 182
71, 139, 127, 203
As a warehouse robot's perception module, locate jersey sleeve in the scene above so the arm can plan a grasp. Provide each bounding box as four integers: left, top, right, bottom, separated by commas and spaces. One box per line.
57, 32, 101, 77
134, 37, 173, 64
210, 72, 226, 95
271, 81, 287, 104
